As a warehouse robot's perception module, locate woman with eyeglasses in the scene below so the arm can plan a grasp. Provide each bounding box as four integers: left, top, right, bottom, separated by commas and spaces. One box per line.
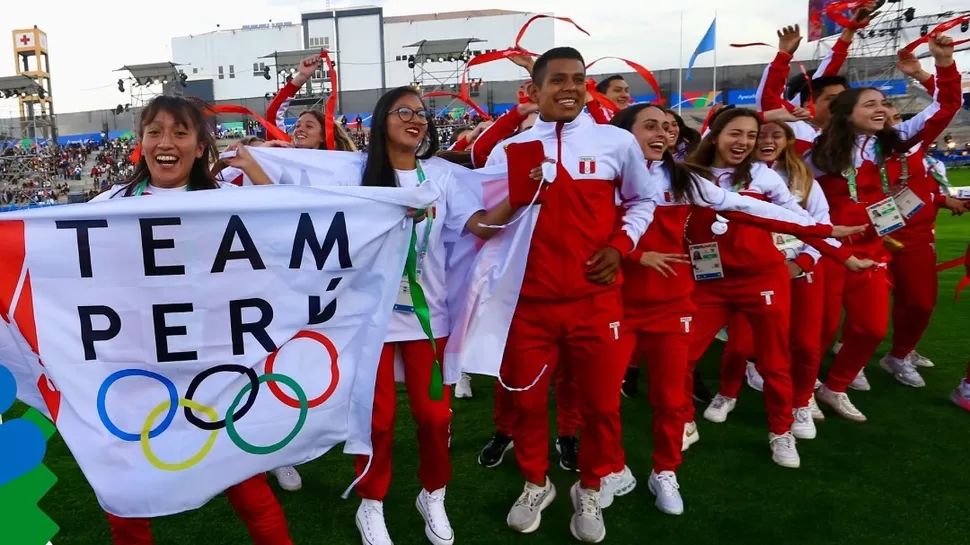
328, 86, 517, 545
89, 96, 293, 545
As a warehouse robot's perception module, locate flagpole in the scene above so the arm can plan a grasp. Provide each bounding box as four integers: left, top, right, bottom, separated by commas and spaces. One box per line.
712, 10, 718, 105
678, 11, 683, 115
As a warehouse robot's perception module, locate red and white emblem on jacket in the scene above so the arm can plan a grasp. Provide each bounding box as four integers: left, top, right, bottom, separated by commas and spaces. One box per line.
579, 156, 597, 174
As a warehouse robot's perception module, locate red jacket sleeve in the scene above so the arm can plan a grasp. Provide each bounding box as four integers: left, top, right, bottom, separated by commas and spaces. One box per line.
897, 63, 963, 149
470, 108, 526, 169
265, 81, 300, 132
756, 51, 793, 113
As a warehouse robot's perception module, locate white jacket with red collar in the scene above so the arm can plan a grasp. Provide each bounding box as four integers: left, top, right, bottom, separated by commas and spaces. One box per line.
486, 112, 660, 301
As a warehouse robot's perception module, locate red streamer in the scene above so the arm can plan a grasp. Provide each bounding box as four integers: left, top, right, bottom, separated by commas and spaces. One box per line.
585, 56, 665, 105
514, 15, 590, 52
318, 50, 338, 151
809, 1, 871, 32
422, 90, 491, 120
585, 79, 620, 112
902, 14, 970, 53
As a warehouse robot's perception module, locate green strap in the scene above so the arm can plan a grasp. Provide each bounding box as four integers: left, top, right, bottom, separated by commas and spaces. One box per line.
404, 218, 443, 401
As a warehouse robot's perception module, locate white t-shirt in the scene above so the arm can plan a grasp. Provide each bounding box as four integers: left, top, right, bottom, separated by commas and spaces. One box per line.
89, 181, 235, 201
385, 163, 482, 342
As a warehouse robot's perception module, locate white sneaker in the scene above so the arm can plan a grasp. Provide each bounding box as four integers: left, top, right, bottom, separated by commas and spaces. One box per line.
647, 471, 684, 515
832, 341, 843, 355
745, 361, 764, 392
703, 394, 737, 423
848, 369, 871, 391
454, 373, 473, 399
569, 482, 606, 543
808, 394, 825, 421
814, 379, 823, 390
880, 355, 926, 388
416, 488, 454, 545
907, 351, 935, 368
791, 407, 817, 440
769, 432, 800, 468
951, 380, 970, 412
816, 385, 867, 422
507, 478, 556, 534
271, 466, 302, 492
681, 421, 699, 452
600, 465, 636, 509
356, 499, 393, 545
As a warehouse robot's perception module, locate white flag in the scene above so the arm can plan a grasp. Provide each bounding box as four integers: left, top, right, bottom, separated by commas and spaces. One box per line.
0, 183, 438, 517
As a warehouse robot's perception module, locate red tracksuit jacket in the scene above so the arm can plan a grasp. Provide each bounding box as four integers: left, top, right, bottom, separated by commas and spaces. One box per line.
623, 161, 840, 307
486, 114, 660, 301
756, 38, 850, 155
685, 163, 850, 277
809, 62, 963, 251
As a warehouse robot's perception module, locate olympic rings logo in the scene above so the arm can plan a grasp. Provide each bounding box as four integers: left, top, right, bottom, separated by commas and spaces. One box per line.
95, 330, 340, 472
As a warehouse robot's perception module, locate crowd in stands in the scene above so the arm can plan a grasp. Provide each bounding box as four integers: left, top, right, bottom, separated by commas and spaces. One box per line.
0, 142, 92, 207
91, 139, 136, 190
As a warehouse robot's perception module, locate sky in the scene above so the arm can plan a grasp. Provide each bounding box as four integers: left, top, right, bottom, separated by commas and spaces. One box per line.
2, 0, 968, 114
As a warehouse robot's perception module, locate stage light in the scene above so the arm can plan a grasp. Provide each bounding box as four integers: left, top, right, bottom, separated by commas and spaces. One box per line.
180, 71, 188, 87
904, 7, 915, 22
263, 66, 271, 80
408, 55, 415, 68
920, 25, 928, 37
118, 78, 125, 92
961, 20, 968, 32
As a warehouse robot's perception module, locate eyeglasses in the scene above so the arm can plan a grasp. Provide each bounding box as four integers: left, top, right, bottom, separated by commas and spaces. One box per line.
389, 107, 430, 124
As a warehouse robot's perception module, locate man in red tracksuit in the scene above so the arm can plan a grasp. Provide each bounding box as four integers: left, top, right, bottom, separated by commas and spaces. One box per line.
485, 46, 660, 543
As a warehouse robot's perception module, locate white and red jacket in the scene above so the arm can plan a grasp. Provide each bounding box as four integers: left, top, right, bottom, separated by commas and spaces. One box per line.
623, 161, 839, 308
266, 80, 300, 133
809, 62, 963, 251
756, 38, 850, 155
486, 113, 660, 301
685, 162, 850, 277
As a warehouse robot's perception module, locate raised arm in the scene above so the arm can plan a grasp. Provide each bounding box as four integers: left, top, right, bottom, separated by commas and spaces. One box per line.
265, 54, 320, 131
896, 35, 961, 148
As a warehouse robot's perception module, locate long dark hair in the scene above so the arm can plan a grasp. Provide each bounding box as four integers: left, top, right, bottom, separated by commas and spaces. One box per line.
687, 108, 761, 189
609, 103, 713, 205
362, 86, 440, 188
122, 95, 219, 195
664, 108, 701, 155
812, 87, 905, 176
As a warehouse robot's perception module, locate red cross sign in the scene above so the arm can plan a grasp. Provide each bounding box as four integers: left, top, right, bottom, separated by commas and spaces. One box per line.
19, 34, 30, 46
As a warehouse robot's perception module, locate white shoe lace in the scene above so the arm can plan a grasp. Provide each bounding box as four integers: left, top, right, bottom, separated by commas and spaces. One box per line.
422, 489, 451, 534
794, 408, 812, 424
576, 488, 601, 518
358, 501, 391, 541
654, 472, 680, 497
771, 432, 796, 452
515, 483, 547, 510
710, 395, 730, 410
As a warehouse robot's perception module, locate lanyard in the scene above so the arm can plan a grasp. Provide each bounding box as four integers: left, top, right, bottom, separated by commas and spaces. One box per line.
843, 141, 908, 203
132, 180, 192, 196
412, 162, 435, 269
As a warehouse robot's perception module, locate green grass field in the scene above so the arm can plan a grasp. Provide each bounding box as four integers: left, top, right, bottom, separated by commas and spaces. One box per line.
6, 170, 970, 544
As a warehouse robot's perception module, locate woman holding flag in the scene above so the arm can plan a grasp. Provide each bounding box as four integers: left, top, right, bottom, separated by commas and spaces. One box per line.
90, 95, 294, 545
809, 32, 962, 422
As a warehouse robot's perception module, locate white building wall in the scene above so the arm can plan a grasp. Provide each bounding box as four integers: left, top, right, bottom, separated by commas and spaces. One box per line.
383, 12, 554, 89
335, 14, 384, 91
171, 24, 303, 101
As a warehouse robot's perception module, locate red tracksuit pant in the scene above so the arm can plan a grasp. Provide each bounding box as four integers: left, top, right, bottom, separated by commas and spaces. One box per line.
719, 269, 826, 408
889, 242, 938, 359
820, 249, 891, 393
501, 291, 626, 489
621, 299, 693, 473
105, 474, 292, 545
493, 361, 581, 437
354, 338, 452, 500
683, 265, 795, 435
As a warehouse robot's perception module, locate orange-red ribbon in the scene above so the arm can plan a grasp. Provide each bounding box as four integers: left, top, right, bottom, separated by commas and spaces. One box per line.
422, 90, 490, 120
810, 1, 870, 31
585, 79, 620, 112
902, 14, 970, 53
318, 50, 338, 151
586, 57, 665, 105
514, 15, 590, 53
